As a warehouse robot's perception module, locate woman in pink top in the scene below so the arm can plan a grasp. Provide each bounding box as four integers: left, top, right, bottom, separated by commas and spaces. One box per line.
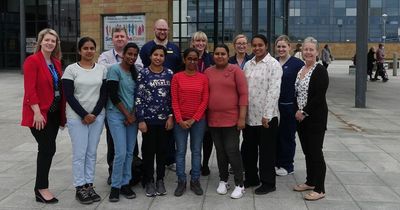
171, 48, 209, 196
204, 44, 248, 199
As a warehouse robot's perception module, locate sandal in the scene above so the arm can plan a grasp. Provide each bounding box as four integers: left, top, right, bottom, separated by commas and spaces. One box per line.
293, 183, 315, 192
304, 191, 325, 201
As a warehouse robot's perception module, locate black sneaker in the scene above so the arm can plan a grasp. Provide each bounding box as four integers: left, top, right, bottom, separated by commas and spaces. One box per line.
145, 182, 157, 197
76, 186, 93, 204
85, 183, 101, 202
174, 180, 186, 197
201, 165, 210, 176
120, 185, 136, 199
254, 184, 276, 195
190, 180, 203, 195
243, 179, 260, 188
156, 179, 167, 196
108, 187, 120, 202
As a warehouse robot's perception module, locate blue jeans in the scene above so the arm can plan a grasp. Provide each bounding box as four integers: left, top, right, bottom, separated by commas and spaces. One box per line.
174, 118, 206, 181
107, 110, 137, 188
67, 113, 105, 187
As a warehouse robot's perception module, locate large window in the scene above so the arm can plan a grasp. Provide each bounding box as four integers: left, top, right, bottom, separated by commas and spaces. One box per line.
0, 0, 79, 70
288, 0, 400, 42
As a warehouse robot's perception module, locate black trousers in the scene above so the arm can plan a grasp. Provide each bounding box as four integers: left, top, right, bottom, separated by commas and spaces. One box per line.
209, 126, 244, 186
242, 117, 278, 188
30, 111, 60, 190
322, 61, 329, 69
202, 130, 213, 167
141, 124, 168, 183
297, 121, 326, 193
165, 130, 176, 166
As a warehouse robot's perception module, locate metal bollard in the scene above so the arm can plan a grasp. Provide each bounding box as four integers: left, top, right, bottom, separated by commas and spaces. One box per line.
393, 53, 398, 76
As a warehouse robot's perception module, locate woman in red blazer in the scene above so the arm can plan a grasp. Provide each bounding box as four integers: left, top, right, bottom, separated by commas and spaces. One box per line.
21, 28, 66, 204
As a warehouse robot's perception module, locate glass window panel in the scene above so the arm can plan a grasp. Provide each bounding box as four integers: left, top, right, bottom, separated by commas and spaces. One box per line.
334, 0, 345, 8
346, 8, 357, 16
370, 0, 382, 8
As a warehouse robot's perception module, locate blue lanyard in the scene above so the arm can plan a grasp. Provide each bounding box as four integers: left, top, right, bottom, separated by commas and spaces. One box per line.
113, 49, 120, 62
48, 64, 59, 88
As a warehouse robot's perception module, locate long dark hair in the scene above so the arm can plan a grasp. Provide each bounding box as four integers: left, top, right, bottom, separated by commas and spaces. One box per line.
122, 42, 139, 80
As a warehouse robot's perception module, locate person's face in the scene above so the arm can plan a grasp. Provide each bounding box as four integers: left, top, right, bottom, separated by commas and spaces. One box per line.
213, 47, 229, 67
192, 38, 207, 52
150, 49, 165, 66
40, 33, 57, 53
302, 42, 318, 63
184, 51, 199, 71
234, 37, 248, 54
122, 47, 139, 66
275, 40, 291, 58
79, 41, 96, 61
154, 21, 169, 42
112, 31, 128, 50
252, 38, 267, 59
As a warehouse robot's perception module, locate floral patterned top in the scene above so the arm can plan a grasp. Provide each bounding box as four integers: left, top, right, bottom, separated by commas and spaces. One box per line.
243, 53, 282, 126
295, 63, 317, 110
135, 67, 173, 125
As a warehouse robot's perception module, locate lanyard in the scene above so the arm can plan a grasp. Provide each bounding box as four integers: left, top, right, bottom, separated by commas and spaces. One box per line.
113, 49, 120, 62
48, 64, 59, 89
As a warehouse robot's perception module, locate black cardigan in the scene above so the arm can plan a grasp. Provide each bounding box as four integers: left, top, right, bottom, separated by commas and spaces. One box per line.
298, 63, 329, 130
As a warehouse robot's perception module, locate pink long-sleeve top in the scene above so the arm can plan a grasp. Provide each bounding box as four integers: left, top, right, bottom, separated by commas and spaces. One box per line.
204, 64, 248, 127
171, 71, 209, 123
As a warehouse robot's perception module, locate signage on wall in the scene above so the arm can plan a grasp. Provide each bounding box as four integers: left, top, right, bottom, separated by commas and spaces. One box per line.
102, 14, 146, 51
26, 38, 36, 53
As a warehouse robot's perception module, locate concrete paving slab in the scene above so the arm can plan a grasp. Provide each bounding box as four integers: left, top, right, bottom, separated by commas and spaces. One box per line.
344, 185, 400, 202
334, 171, 385, 186
357, 201, 400, 210
306, 200, 360, 210
326, 160, 371, 173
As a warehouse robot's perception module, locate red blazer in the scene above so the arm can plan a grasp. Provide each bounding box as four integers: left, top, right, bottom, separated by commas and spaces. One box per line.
21, 51, 66, 127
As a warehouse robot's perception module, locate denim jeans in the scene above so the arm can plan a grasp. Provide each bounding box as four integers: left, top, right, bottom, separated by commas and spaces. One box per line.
174, 119, 206, 181
107, 110, 137, 188
67, 113, 105, 187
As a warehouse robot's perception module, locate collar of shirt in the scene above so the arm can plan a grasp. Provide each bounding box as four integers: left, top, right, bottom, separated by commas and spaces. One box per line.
249, 52, 272, 65
113, 49, 123, 62
154, 39, 168, 47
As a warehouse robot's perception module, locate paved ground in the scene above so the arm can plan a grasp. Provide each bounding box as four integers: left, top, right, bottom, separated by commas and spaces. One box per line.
0, 60, 400, 210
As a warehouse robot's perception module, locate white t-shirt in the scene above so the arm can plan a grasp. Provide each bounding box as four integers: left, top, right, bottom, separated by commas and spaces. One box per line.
62, 63, 107, 119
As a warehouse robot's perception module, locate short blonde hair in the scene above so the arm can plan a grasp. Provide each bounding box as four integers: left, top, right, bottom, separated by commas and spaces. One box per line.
275, 35, 291, 46
303, 36, 319, 50
191, 31, 208, 47
35, 28, 62, 59
233, 34, 248, 44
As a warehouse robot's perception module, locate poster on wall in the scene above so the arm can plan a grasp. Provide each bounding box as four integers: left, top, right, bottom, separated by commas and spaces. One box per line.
102, 14, 146, 51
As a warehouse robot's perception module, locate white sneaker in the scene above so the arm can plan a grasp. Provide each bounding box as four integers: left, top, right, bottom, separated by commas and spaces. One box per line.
276, 167, 294, 176
167, 163, 176, 172
216, 181, 230, 195
230, 185, 245, 199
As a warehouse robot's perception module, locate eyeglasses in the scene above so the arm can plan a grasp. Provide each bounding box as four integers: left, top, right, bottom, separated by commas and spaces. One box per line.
186, 57, 199, 62
156, 28, 168, 32
235, 42, 247, 46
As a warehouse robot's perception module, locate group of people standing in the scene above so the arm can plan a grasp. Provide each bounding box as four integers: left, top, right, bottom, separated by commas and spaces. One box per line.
21, 18, 329, 205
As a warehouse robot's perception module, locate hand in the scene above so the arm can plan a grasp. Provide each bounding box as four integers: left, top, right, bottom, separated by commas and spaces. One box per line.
261, 117, 269, 128
125, 113, 136, 125
295, 110, 305, 122
178, 121, 190, 129
82, 114, 96, 124
237, 118, 245, 130
33, 112, 46, 130
187, 119, 195, 127
139, 122, 148, 133
165, 117, 174, 130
